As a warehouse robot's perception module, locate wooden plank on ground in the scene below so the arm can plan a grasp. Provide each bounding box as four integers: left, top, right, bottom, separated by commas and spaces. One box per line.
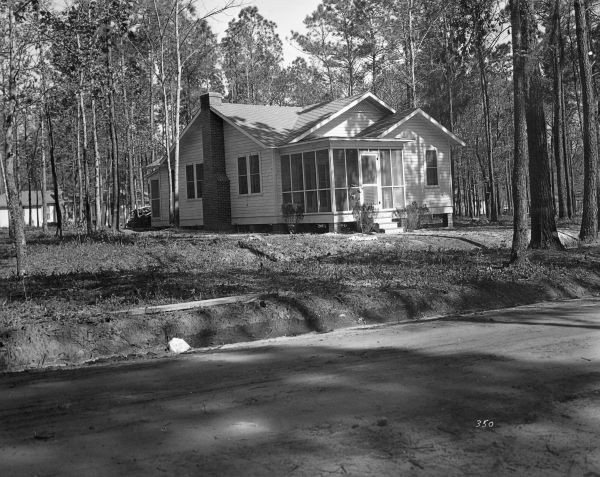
112, 293, 264, 316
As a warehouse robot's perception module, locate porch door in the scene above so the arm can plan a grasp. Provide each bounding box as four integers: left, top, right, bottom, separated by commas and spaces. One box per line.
380, 149, 405, 209
360, 151, 380, 207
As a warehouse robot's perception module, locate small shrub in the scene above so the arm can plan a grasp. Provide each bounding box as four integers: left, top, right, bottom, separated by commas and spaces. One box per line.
350, 187, 378, 234
281, 203, 304, 233
395, 202, 429, 231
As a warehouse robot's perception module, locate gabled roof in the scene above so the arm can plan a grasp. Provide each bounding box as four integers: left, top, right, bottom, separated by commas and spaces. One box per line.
211, 91, 394, 148
147, 94, 464, 170
0, 191, 56, 207
358, 108, 466, 146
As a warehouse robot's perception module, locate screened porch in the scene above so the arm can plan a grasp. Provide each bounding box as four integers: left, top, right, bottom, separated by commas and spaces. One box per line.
279, 139, 410, 219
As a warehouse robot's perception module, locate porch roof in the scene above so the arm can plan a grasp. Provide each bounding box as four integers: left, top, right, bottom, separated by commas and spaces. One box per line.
278, 136, 412, 153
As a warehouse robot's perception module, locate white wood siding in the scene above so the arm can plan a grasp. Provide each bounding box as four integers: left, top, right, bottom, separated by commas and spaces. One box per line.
385, 115, 453, 213
223, 122, 276, 223
149, 118, 204, 227
311, 100, 388, 138
0, 205, 56, 227
149, 166, 170, 227
178, 118, 204, 226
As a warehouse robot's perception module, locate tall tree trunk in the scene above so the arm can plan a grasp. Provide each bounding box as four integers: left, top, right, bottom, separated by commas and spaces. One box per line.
173, 0, 182, 226
526, 66, 563, 249
149, 67, 156, 167
79, 91, 93, 235
551, 0, 567, 219
91, 93, 102, 230
153, 0, 174, 224
77, 34, 92, 235
561, 80, 573, 218
406, 0, 416, 108
575, 0, 599, 240
510, 0, 530, 262
107, 40, 120, 232
477, 38, 497, 223
120, 42, 135, 220
5, 5, 26, 275
40, 112, 48, 232
138, 152, 145, 207
162, 81, 174, 224
46, 112, 62, 238
76, 105, 84, 223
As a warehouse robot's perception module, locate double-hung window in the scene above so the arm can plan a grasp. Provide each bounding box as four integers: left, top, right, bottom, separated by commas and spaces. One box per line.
185, 163, 204, 199
426, 149, 438, 186
238, 154, 261, 195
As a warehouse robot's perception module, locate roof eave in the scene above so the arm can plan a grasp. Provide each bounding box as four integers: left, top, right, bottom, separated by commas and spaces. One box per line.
377, 108, 466, 147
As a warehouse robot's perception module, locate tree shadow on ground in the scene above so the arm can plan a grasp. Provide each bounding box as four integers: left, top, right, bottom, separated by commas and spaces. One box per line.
1, 339, 598, 476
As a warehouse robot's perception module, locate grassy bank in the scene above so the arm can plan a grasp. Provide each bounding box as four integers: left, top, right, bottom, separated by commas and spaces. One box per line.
1, 225, 599, 372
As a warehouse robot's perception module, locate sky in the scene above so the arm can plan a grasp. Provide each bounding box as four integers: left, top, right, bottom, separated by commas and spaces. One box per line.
50, 0, 323, 64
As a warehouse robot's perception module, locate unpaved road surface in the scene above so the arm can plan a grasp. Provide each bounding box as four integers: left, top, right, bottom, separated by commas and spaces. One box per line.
1, 299, 599, 476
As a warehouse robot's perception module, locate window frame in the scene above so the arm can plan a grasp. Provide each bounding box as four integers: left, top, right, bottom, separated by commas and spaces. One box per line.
238, 154, 262, 196
185, 163, 204, 200
150, 178, 161, 219
425, 147, 439, 187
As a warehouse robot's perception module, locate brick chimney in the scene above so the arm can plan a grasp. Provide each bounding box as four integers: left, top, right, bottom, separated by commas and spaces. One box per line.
200, 92, 231, 230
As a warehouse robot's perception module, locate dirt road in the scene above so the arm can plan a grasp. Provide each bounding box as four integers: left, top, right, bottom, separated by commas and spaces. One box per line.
1, 298, 599, 476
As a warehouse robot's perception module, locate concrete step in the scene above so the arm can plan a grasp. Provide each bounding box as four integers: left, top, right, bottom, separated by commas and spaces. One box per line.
377, 221, 401, 230
377, 221, 404, 233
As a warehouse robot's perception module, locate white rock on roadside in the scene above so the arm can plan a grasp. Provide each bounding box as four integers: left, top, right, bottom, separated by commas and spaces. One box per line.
168, 338, 191, 354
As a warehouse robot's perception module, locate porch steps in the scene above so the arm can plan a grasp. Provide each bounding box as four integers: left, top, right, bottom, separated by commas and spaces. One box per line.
377, 220, 404, 234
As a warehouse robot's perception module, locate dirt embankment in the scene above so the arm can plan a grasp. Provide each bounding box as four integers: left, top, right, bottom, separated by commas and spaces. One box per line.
1, 228, 600, 373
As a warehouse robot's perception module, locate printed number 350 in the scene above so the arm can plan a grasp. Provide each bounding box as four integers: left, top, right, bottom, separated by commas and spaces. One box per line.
476, 419, 494, 428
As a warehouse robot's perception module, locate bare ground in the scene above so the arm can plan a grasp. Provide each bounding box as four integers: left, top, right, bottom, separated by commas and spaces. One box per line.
1, 224, 599, 372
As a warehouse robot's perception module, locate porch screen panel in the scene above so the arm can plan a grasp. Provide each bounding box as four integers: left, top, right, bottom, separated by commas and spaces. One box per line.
333, 149, 349, 211
290, 153, 304, 208
317, 150, 330, 189
345, 149, 359, 187
316, 149, 331, 212
303, 151, 317, 213
281, 155, 291, 204
335, 189, 349, 212
305, 191, 318, 213
333, 149, 346, 188
303, 152, 317, 190
291, 154, 304, 191
282, 149, 331, 213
